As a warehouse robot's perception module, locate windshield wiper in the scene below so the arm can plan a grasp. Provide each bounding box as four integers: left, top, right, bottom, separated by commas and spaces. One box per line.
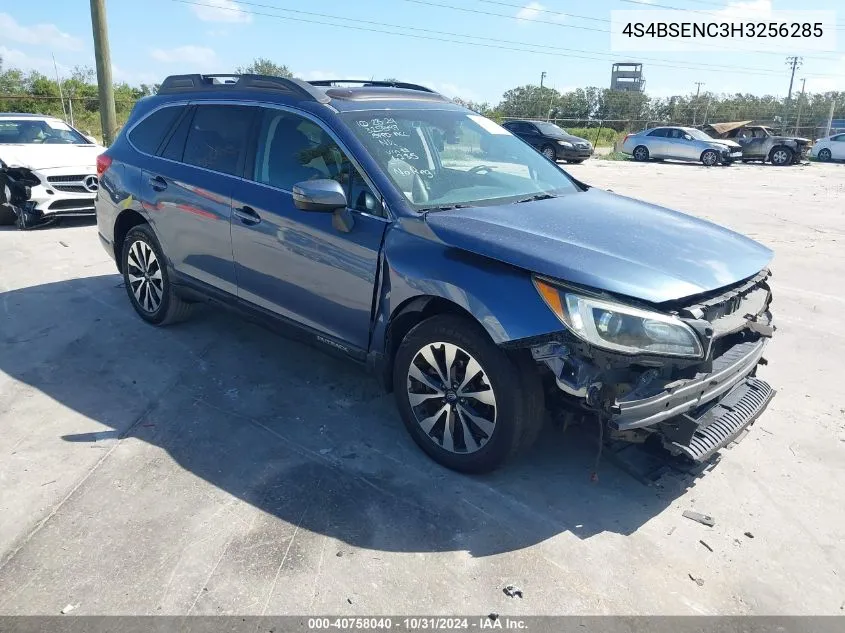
515, 193, 558, 204
419, 204, 472, 213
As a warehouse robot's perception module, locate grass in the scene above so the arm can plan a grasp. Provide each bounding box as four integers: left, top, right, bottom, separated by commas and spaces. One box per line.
597, 151, 631, 161
565, 127, 621, 147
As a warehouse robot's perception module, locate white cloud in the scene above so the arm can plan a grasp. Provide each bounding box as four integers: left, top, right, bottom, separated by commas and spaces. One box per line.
515, 2, 565, 24
190, 0, 252, 23
150, 46, 218, 65
0, 13, 83, 51
0, 46, 71, 75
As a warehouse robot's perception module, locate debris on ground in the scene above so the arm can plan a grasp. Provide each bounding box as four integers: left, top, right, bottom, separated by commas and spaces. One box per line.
336, 551, 343, 557
688, 574, 705, 587
699, 540, 713, 552
59, 241, 69, 248
488, 614, 499, 621
503, 585, 523, 599
744, 531, 755, 539
667, 526, 676, 536
683, 510, 715, 527
347, 598, 353, 604
61, 604, 78, 614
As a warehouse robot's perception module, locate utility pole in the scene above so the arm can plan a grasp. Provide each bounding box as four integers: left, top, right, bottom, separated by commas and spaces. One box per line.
90, 0, 117, 145
794, 78, 806, 135
540, 71, 547, 89
825, 100, 835, 137
692, 81, 705, 125
781, 56, 802, 133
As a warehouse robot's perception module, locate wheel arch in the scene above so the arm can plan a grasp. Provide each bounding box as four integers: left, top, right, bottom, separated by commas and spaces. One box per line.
113, 208, 150, 273
767, 144, 792, 163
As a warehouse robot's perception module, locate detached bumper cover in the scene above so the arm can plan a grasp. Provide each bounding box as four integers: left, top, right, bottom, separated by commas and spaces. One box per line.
665, 377, 774, 461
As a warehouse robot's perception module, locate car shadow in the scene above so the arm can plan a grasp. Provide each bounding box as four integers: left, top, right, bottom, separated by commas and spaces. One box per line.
1, 274, 705, 557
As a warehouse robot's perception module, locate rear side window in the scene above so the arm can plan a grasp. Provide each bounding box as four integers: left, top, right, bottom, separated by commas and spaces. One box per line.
128, 106, 183, 154
647, 129, 667, 137
183, 105, 254, 176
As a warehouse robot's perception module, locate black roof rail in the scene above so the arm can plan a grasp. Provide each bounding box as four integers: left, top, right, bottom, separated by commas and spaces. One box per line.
157, 74, 331, 104
307, 79, 439, 94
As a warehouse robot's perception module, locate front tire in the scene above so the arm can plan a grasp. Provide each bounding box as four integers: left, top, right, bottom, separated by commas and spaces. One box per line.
632, 145, 649, 161
541, 145, 557, 162
769, 146, 793, 166
701, 149, 719, 166
121, 224, 193, 326
818, 148, 832, 162
392, 315, 542, 473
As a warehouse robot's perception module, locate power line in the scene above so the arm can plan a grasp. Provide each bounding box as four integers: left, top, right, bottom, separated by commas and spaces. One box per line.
402, 0, 843, 58
173, 0, 843, 80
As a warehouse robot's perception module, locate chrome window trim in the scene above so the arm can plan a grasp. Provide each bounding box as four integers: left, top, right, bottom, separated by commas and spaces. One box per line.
125, 99, 393, 222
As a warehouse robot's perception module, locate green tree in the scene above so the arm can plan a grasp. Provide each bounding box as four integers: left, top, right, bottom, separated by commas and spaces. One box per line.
236, 57, 293, 78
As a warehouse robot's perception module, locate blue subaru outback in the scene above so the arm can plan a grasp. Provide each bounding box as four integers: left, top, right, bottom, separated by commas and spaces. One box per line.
95, 75, 776, 473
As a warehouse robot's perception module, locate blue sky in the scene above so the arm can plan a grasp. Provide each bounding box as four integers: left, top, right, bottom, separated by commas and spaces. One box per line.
1, 0, 843, 103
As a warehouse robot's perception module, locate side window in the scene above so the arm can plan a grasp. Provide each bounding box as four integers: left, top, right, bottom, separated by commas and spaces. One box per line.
159, 106, 194, 162
831, 134, 845, 141
252, 108, 380, 215
128, 106, 184, 154
183, 105, 253, 176
648, 129, 667, 137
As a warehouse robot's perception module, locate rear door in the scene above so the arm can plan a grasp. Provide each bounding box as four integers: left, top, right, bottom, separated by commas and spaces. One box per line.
645, 128, 668, 156
139, 103, 256, 295
230, 106, 389, 351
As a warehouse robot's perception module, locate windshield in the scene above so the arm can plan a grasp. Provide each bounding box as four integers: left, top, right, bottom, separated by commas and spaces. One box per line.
686, 128, 717, 141
0, 119, 90, 145
535, 122, 568, 136
342, 110, 580, 210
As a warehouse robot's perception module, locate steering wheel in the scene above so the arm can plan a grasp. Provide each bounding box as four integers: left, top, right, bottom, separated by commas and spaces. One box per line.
468, 165, 496, 175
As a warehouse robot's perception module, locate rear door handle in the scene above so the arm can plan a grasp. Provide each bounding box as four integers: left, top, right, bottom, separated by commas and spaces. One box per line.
233, 205, 261, 225
149, 175, 167, 192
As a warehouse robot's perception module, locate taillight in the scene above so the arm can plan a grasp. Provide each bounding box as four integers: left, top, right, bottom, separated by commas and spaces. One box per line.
623, 134, 631, 144
96, 153, 112, 177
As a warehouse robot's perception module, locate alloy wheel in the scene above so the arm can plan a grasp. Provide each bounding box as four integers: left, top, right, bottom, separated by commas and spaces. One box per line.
772, 149, 789, 165
633, 146, 648, 161
126, 239, 164, 313
406, 342, 497, 454
542, 147, 556, 161
818, 149, 832, 161
702, 151, 718, 166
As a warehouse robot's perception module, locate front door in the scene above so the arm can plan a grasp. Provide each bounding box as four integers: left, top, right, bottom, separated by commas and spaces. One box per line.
230, 107, 389, 351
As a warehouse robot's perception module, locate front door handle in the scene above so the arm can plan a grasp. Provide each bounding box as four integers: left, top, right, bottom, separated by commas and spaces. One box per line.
233, 205, 261, 225
149, 175, 167, 192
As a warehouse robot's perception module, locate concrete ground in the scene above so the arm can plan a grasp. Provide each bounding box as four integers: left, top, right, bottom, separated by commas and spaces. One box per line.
0, 160, 843, 616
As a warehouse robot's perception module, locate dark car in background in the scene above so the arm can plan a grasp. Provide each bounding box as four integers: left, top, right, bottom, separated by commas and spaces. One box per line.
95, 75, 775, 474
501, 119, 593, 163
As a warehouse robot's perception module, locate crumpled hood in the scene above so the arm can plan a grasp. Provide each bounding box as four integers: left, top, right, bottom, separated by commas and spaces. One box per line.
712, 139, 742, 149
0, 144, 104, 170
423, 188, 773, 304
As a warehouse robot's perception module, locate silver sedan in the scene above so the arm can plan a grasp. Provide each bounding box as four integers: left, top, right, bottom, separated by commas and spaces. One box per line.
621, 126, 744, 166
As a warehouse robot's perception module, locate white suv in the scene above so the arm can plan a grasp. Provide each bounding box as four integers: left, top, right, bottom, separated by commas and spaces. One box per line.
0, 113, 105, 227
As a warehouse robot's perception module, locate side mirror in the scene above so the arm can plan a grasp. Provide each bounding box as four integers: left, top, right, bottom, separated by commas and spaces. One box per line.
292, 179, 347, 212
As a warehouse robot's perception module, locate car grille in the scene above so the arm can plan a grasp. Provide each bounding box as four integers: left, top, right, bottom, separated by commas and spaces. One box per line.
47, 199, 95, 211
679, 270, 772, 338
46, 174, 98, 193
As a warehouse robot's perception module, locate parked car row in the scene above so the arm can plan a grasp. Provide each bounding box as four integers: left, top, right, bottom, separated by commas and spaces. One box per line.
84, 74, 777, 474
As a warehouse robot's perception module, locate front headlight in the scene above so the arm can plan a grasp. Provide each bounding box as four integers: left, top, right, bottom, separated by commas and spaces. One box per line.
557, 141, 574, 148
534, 278, 704, 358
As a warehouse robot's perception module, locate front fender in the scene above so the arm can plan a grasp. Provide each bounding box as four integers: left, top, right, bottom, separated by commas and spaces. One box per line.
371, 222, 563, 355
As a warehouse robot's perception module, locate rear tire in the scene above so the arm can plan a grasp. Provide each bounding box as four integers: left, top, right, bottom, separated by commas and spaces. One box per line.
541, 145, 557, 162
632, 145, 649, 161
769, 146, 793, 166
121, 224, 193, 326
392, 315, 543, 473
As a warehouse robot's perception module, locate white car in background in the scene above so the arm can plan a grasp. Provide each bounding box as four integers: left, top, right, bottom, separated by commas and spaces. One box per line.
810, 133, 845, 162
0, 113, 104, 228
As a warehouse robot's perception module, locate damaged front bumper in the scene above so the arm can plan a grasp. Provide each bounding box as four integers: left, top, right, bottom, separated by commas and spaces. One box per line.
0, 165, 96, 229
528, 271, 776, 462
